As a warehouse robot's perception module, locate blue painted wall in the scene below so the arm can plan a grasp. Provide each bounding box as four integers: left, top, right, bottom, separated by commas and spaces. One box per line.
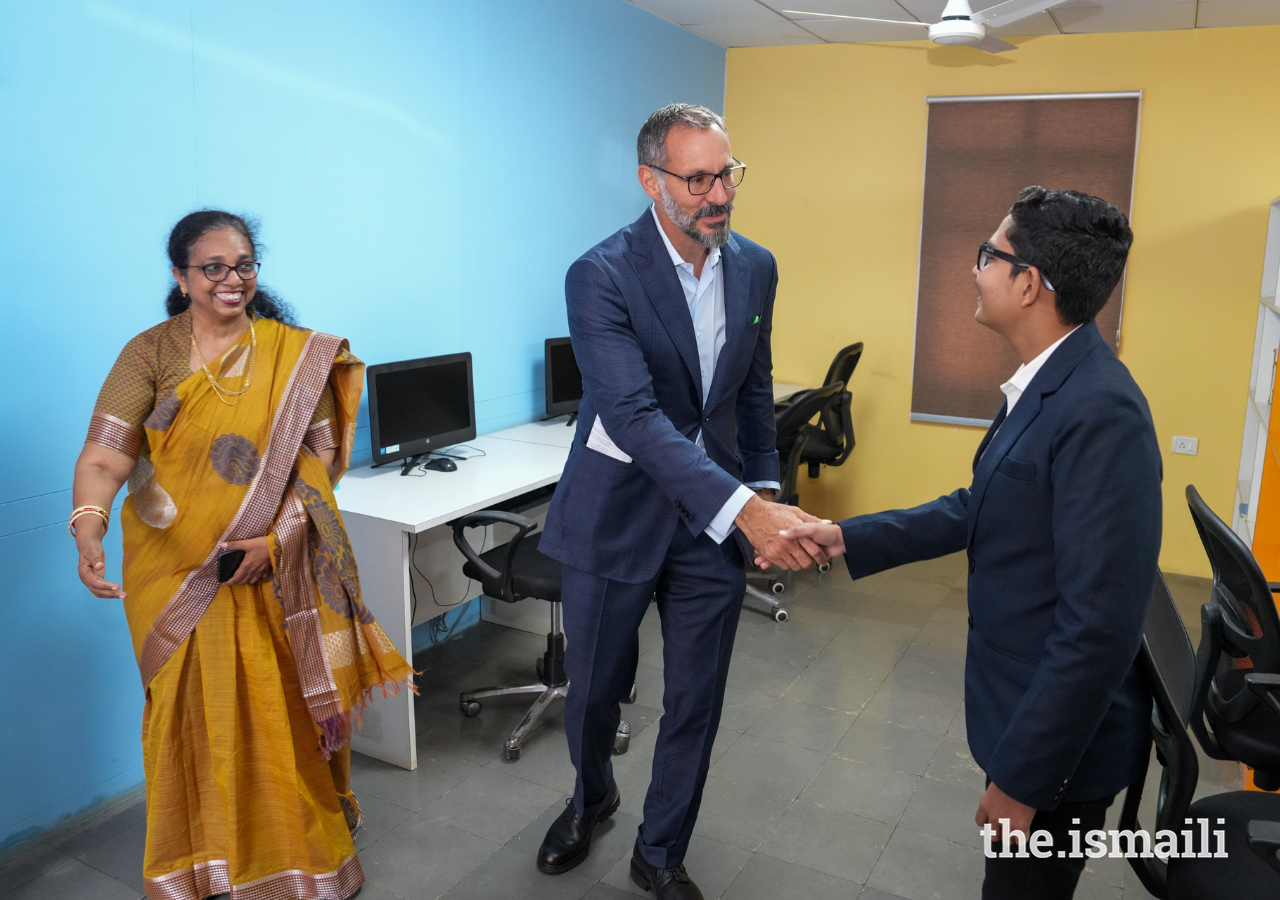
0, 0, 723, 848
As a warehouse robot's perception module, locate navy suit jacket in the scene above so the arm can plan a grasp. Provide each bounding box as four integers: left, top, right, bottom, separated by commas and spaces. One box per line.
540, 210, 781, 584
840, 322, 1162, 809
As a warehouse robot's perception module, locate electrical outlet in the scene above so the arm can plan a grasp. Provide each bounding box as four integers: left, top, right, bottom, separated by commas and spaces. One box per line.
1171, 436, 1198, 456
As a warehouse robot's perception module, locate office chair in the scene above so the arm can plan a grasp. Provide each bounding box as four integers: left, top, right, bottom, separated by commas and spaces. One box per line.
1119, 571, 1280, 897
804, 343, 863, 479
451, 511, 634, 761
744, 384, 843, 622
1184, 485, 1280, 791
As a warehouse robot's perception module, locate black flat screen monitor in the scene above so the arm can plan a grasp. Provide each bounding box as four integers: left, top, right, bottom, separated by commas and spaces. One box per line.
545, 338, 582, 418
367, 352, 475, 467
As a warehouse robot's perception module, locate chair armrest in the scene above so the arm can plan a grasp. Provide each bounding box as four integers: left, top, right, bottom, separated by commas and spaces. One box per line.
1248, 820, 1280, 875
1269, 583, 1280, 594
1245, 672, 1280, 721
1191, 603, 1233, 760
451, 510, 537, 603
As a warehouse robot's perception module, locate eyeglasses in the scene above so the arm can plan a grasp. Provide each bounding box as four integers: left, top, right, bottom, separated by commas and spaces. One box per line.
185, 261, 261, 282
649, 159, 747, 195
977, 242, 1055, 292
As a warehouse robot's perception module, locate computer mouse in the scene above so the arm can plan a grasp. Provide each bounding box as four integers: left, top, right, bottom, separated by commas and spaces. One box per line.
423, 457, 457, 472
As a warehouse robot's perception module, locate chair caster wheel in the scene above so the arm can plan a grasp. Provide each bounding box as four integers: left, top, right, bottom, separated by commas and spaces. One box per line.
772, 609, 789, 623
461, 700, 482, 717
818, 562, 831, 574
770, 581, 785, 595
504, 745, 520, 761
626, 683, 637, 704
613, 720, 631, 756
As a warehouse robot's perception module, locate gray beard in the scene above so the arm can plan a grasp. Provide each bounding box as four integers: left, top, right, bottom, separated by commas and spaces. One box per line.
658, 179, 732, 249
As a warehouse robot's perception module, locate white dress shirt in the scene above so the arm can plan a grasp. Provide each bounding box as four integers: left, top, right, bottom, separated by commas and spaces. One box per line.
650, 205, 777, 543
999, 326, 1080, 417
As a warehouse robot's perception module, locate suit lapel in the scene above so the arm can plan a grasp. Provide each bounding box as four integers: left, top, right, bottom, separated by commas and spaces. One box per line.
706, 237, 746, 413
964, 321, 1104, 546
628, 212, 702, 394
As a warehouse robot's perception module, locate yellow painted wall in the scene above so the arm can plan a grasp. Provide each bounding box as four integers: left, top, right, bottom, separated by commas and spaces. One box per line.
725, 26, 1280, 578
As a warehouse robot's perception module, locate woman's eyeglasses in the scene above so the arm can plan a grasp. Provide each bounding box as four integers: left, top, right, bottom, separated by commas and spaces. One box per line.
977, 242, 1054, 291
186, 261, 261, 282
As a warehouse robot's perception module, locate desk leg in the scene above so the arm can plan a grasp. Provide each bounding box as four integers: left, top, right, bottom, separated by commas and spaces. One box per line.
346, 513, 417, 770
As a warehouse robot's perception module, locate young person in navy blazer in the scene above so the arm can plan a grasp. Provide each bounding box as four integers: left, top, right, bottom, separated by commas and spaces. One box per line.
780, 187, 1162, 900
537, 105, 826, 900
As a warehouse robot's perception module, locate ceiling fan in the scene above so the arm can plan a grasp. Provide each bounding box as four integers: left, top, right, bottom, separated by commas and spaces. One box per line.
783, 0, 1068, 54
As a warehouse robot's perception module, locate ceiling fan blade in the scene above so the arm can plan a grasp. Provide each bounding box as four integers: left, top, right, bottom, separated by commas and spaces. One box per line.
973, 0, 1067, 27
973, 33, 1018, 53
781, 10, 930, 27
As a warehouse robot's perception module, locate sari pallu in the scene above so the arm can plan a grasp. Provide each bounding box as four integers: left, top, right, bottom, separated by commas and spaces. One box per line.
96, 317, 412, 900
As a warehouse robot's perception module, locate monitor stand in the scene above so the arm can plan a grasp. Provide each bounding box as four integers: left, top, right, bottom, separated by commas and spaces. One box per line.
540, 412, 578, 427
398, 453, 425, 476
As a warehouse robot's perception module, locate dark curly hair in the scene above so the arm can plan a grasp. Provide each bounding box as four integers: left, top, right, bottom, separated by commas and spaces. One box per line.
1006, 186, 1133, 327
164, 210, 296, 324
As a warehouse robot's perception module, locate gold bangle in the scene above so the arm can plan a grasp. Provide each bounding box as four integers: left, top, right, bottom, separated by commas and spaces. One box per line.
69, 506, 110, 537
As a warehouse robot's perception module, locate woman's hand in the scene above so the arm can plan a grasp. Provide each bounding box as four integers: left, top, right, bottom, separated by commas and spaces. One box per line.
220, 536, 274, 584
76, 529, 127, 599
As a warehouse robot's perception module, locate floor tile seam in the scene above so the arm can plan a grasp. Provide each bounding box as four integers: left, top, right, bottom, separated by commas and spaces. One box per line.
0, 845, 79, 893
68, 849, 144, 894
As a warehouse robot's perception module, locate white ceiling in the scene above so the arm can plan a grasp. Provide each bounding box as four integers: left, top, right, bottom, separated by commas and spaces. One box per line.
624, 0, 1280, 47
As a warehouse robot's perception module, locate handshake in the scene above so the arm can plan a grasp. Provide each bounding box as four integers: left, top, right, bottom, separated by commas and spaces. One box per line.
734, 492, 847, 571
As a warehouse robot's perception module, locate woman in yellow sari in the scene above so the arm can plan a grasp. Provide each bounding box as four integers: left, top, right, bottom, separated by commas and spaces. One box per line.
71, 210, 413, 900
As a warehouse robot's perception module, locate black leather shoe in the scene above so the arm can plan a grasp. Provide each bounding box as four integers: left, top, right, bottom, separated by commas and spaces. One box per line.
629, 847, 705, 899
536, 784, 620, 875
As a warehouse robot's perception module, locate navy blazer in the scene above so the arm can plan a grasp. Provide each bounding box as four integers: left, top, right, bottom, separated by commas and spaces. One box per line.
540, 210, 781, 584
840, 322, 1162, 809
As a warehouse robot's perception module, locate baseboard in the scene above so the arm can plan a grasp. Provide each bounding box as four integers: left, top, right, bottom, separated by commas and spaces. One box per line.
0, 783, 145, 870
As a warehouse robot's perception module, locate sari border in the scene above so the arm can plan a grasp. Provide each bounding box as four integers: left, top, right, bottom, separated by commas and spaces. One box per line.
138, 330, 347, 689
277, 489, 344, 729
87, 413, 143, 458
144, 851, 363, 900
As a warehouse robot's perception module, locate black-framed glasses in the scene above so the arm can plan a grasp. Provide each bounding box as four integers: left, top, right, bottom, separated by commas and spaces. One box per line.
649, 158, 746, 195
185, 261, 261, 282
977, 242, 1055, 291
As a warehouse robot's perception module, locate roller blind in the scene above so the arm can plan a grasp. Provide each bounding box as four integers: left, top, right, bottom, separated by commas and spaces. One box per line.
911, 93, 1141, 426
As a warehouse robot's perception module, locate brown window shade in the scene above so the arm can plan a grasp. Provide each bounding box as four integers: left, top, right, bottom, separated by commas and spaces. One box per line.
911, 93, 1140, 425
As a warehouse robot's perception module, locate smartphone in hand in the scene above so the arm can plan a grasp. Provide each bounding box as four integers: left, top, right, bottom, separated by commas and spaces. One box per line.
217, 549, 246, 583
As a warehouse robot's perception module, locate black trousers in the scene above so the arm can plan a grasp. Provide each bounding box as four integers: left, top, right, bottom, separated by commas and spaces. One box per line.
982, 792, 1116, 900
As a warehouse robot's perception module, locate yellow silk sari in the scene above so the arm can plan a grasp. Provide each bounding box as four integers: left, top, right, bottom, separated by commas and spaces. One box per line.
90, 316, 412, 900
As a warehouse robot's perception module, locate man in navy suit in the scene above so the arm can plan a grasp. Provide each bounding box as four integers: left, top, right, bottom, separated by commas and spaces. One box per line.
780, 187, 1161, 899
537, 104, 824, 899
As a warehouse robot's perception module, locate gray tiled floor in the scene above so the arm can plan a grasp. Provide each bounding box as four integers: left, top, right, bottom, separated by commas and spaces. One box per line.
0, 555, 1241, 900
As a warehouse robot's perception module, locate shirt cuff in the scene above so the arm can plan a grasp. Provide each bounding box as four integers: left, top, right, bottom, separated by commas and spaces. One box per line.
704, 484, 756, 545
745, 481, 781, 493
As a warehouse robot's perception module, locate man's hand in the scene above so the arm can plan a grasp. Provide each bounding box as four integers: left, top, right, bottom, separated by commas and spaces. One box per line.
735, 496, 827, 571
753, 488, 776, 502
755, 520, 845, 570
975, 781, 1036, 847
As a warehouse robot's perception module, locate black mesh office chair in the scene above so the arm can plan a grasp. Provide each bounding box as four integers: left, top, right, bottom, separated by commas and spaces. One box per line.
743, 383, 843, 622
802, 342, 863, 479
451, 511, 634, 761
1185, 485, 1280, 791
1119, 571, 1280, 897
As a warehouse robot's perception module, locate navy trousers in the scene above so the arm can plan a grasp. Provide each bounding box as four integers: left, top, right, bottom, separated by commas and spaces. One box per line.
561, 522, 746, 870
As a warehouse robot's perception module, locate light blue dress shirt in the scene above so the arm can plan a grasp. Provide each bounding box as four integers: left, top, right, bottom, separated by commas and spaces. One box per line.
650, 206, 779, 543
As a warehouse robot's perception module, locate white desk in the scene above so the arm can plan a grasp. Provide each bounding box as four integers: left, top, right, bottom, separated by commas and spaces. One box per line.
487, 418, 577, 449
337, 431, 569, 769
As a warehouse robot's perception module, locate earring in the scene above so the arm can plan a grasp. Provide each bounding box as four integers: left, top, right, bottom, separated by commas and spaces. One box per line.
181, 290, 188, 298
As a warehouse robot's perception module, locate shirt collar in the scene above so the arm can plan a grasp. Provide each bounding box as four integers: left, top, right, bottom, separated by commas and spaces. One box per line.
651, 204, 720, 272
1005, 325, 1081, 394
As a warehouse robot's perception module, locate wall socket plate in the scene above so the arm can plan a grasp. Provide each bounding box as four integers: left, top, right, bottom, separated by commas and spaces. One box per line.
1172, 436, 1198, 456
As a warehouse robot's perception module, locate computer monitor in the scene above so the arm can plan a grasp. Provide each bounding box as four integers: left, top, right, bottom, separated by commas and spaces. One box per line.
545, 338, 583, 419
367, 352, 476, 468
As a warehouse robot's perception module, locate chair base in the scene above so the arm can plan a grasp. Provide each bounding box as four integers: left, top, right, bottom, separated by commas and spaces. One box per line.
745, 583, 788, 623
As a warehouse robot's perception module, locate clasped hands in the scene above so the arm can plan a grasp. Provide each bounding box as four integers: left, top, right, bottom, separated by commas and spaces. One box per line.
735, 492, 846, 571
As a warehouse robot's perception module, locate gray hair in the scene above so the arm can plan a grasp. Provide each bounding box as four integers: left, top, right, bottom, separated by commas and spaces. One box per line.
637, 103, 727, 168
